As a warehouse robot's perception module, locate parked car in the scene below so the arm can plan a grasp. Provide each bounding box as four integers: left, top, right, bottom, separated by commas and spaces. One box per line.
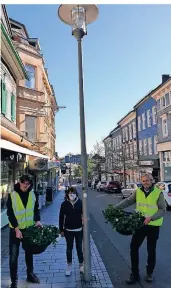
155, 181, 171, 210
104, 181, 121, 194
122, 182, 142, 198
96, 181, 107, 192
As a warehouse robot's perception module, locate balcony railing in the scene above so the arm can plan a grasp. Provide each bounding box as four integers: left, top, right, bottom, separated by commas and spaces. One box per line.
17, 86, 45, 103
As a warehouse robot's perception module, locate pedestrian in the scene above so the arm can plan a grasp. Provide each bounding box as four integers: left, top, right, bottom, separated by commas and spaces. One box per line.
59, 186, 84, 276
7, 174, 42, 288
114, 173, 166, 284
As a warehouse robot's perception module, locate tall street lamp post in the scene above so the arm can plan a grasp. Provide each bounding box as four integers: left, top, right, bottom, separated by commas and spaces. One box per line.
58, 4, 98, 282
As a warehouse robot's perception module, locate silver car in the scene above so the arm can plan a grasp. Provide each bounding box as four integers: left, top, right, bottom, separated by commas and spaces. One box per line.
122, 183, 142, 198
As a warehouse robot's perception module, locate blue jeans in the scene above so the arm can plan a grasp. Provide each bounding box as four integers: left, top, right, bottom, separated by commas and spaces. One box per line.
64, 230, 83, 264
9, 228, 33, 282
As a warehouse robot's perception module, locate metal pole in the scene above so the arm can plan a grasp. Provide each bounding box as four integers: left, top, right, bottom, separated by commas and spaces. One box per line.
77, 37, 92, 282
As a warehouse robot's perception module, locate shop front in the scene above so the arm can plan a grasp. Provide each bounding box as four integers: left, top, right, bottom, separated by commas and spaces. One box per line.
138, 160, 160, 183
162, 151, 171, 181
0, 139, 49, 228
1, 149, 27, 228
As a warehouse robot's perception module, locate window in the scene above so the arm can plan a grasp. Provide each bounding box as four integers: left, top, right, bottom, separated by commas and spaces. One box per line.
138, 116, 141, 131
25, 116, 36, 141
162, 117, 168, 138
142, 112, 146, 130
129, 124, 132, 140
148, 137, 152, 155
1, 80, 7, 115
143, 138, 147, 155
25, 65, 35, 89
157, 99, 160, 111
161, 96, 166, 108
154, 135, 157, 154
130, 143, 133, 159
139, 140, 143, 155
147, 110, 151, 127
165, 93, 170, 106
119, 135, 122, 147
11, 93, 16, 122
125, 127, 128, 141
132, 121, 136, 138
133, 141, 137, 157
122, 128, 125, 142
152, 106, 157, 125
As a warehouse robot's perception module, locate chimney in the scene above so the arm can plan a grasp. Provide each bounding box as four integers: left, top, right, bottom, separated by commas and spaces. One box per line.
162, 74, 170, 84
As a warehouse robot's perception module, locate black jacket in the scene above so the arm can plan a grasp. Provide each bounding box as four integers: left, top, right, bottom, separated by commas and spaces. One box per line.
7, 183, 40, 229
59, 198, 83, 232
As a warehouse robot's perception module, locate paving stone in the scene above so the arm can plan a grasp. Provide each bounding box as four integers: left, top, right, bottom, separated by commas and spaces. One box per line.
1, 189, 113, 288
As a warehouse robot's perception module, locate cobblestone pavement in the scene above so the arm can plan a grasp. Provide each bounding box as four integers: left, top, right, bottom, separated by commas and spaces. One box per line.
1, 188, 113, 288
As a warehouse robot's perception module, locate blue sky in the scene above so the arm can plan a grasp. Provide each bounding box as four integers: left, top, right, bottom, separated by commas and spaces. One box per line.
7, 4, 171, 157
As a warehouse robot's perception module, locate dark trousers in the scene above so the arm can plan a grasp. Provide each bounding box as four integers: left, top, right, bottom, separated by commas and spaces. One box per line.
64, 230, 84, 264
9, 228, 33, 282
130, 225, 160, 277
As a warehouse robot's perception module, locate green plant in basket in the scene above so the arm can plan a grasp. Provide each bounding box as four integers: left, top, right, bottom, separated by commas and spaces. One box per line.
22, 224, 59, 247
103, 205, 145, 235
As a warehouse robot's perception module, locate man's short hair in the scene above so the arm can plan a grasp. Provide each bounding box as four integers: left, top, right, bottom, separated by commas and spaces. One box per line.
20, 174, 33, 184
141, 173, 153, 181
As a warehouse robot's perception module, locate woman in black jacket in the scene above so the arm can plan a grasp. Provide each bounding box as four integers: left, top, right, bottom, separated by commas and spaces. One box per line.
59, 186, 84, 276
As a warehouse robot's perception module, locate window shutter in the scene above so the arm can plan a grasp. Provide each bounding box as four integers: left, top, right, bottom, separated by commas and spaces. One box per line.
1, 80, 7, 115
11, 93, 16, 121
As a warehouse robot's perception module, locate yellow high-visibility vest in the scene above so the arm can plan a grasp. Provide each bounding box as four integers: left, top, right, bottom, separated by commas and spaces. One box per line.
136, 187, 163, 226
9, 190, 35, 229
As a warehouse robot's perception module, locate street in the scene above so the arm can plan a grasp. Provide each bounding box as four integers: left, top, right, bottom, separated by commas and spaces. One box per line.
78, 185, 171, 288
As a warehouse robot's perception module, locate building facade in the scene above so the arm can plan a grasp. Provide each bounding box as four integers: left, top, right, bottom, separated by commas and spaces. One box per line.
9, 18, 58, 193
134, 94, 160, 182
151, 75, 171, 181
0, 6, 49, 228
118, 110, 138, 184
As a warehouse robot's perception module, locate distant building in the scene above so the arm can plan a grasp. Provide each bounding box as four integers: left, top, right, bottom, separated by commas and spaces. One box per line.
151, 75, 171, 181
134, 89, 159, 182
65, 154, 81, 165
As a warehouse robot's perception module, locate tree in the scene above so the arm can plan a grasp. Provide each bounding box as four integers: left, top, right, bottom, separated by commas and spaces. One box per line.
73, 165, 82, 178
90, 141, 106, 181
105, 140, 138, 187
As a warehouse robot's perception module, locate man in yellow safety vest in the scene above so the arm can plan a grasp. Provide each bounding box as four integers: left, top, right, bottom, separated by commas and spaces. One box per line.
115, 173, 166, 284
7, 174, 42, 288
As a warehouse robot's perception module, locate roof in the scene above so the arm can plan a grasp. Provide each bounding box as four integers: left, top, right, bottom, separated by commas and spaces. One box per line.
117, 109, 134, 125
9, 18, 29, 38
134, 75, 171, 109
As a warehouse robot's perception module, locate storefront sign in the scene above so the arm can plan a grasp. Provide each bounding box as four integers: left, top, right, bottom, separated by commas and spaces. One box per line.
48, 161, 60, 170
1, 149, 26, 162
139, 161, 154, 166
165, 162, 171, 167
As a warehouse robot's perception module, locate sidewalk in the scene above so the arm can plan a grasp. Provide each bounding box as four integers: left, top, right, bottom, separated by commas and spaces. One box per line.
1, 188, 113, 288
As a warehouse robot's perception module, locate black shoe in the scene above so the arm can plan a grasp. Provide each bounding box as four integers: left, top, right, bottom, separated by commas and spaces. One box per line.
126, 274, 140, 285
27, 273, 40, 283
9, 281, 18, 288
145, 274, 153, 283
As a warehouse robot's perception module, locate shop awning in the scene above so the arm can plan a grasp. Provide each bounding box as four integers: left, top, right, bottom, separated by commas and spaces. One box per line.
0, 139, 49, 159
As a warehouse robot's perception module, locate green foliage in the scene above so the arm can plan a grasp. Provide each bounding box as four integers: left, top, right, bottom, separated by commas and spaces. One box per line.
103, 205, 145, 235
22, 225, 59, 247
73, 165, 82, 178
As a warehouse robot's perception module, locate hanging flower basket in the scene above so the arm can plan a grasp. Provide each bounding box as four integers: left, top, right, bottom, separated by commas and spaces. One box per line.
103, 205, 145, 236
22, 225, 59, 254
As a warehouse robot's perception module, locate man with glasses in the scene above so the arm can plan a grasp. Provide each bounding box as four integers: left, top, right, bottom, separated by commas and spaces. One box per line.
7, 174, 42, 288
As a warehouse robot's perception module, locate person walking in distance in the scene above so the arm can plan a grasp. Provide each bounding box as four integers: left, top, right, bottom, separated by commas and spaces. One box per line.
115, 173, 166, 284
59, 186, 84, 276
7, 174, 42, 288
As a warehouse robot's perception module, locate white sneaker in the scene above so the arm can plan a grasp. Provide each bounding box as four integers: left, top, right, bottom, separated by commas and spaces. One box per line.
80, 265, 84, 274
65, 265, 72, 276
